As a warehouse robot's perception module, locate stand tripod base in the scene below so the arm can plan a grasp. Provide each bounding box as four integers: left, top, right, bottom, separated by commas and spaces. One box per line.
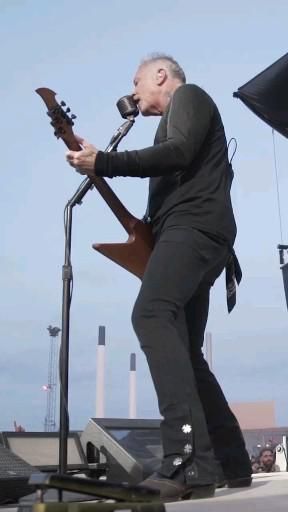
29, 473, 160, 504
33, 501, 165, 512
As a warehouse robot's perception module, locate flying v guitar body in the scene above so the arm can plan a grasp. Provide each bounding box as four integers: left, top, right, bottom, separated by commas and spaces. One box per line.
36, 87, 154, 279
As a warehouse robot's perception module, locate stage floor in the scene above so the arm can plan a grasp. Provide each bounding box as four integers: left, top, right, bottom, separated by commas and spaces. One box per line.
1, 472, 287, 512
167, 472, 288, 512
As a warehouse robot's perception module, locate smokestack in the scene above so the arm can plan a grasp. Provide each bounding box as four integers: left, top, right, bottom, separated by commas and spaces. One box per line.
205, 331, 213, 370
129, 353, 137, 418
96, 325, 105, 417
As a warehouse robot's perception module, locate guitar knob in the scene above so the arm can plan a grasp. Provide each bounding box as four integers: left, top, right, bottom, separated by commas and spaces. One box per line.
71, 114, 77, 119
60, 101, 66, 107
65, 107, 71, 113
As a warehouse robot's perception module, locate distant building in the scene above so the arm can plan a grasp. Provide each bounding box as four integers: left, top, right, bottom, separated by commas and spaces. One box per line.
230, 400, 276, 429
228, 400, 288, 455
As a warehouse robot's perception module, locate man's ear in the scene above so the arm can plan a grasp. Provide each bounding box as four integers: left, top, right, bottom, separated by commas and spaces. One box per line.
156, 68, 167, 85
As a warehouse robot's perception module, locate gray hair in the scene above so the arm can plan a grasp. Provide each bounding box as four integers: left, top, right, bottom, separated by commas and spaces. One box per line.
140, 53, 186, 83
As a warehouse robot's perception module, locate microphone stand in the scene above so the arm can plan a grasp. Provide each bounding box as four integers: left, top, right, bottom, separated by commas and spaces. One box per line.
58, 116, 135, 474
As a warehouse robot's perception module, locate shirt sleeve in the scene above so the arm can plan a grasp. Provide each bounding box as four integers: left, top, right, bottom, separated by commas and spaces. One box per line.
94, 84, 214, 178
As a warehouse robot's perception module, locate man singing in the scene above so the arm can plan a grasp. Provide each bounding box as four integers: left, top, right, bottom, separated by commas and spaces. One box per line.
66, 54, 252, 501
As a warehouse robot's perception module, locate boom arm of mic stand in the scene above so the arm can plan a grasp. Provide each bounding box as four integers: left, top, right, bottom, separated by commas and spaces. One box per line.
69, 117, 135, 207
105, 117, 135, 152
58, 116, 135, 474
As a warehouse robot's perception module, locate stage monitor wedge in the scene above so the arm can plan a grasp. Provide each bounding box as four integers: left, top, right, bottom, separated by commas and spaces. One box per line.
81, 418, 162, 484
0, 431, 88, 472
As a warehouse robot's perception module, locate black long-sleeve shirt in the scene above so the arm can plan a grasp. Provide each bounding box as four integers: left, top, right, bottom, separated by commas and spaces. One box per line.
95, 84, 236, 245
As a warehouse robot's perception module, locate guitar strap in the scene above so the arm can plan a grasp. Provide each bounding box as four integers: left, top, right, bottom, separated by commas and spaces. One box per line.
225, 249, 242, 313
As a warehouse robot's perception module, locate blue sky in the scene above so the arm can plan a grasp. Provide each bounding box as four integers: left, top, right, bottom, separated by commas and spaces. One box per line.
1, 0, 288, 432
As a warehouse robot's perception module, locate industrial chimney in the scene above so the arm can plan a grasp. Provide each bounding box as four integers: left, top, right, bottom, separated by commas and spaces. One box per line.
205, 331, 213, 370
96, 325, 105, 417
129, 353, 137, 418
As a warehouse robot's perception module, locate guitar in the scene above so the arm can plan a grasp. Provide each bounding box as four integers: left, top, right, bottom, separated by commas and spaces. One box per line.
36, 88, 154, 279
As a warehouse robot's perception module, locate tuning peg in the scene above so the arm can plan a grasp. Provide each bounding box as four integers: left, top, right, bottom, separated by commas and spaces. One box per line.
65, 107, 71, 113
71, 114, 77, 119
60, 101, 66, 107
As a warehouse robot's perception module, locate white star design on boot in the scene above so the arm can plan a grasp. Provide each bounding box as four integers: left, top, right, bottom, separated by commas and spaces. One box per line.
182, 424, 192, 434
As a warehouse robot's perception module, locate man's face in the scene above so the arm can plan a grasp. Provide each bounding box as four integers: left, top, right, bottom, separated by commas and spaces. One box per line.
133, 64, 161, 116
260, 450, 274, 467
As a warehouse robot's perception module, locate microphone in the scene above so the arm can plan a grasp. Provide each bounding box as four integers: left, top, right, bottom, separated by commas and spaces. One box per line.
117, 95, 139, 119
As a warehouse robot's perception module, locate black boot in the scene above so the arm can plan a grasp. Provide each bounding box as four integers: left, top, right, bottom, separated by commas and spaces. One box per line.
212, 427, 252, 488
140, 471, 215, 502
215, 462, 252, 488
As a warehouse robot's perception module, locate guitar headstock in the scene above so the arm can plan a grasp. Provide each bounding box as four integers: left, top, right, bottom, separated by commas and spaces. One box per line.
36, 88, 80, 151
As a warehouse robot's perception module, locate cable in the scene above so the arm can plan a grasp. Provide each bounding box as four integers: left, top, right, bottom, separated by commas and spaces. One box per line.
272, 129, 284, 244
228, 137, 237, 164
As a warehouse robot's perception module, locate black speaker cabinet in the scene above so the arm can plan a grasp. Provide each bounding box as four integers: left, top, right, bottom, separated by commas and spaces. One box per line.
80, 418, 162, 484
0, 444, 39, 504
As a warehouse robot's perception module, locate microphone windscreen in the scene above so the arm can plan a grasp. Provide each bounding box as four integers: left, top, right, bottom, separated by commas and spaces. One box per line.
117, 95, 139, 119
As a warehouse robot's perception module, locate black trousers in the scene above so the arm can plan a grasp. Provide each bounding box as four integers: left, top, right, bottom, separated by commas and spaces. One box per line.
132, 226, 250, 485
